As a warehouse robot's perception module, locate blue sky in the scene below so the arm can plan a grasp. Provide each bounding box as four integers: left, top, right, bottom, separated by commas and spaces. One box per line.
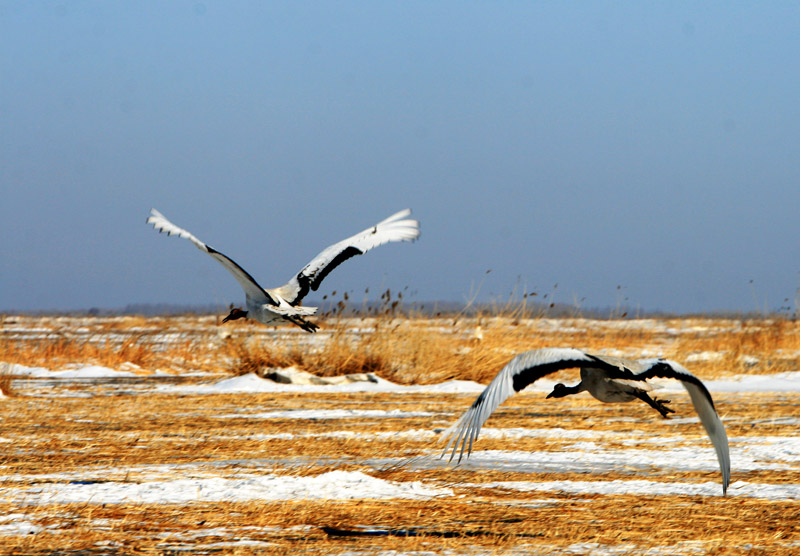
2, 2, 799, 314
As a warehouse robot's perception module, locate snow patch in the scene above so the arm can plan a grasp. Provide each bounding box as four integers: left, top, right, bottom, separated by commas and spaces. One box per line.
0, 513, 43, 535
469, 479, 800, 500
2, 363, 138, 379
216, 408, 434, 420
10, 470, 451, 506
168, 369, 800, 396
164, 372, 486, 395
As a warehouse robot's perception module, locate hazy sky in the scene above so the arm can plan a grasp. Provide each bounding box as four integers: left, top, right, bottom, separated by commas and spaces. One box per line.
2, 2, 799, 314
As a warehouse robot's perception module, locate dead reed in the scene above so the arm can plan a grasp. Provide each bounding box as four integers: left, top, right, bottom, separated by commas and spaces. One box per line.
1, 305, 798, 556
0, 386, 797, 554
3, 304, 800, 383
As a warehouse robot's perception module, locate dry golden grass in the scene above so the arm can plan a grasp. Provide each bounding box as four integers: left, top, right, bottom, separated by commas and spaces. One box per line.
0, 335, 155, 370
1, 313, 799, 553
4, 310, 800, 382
0, 496, 796, 555
0, 383, 797, 554
219, 313, 800, 383
0, 314, 220, 373
0, 369, 13, 397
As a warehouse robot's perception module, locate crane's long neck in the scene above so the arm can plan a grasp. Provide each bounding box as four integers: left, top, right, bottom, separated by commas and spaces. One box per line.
547, 381, 588, 399
560, 382, 586, 397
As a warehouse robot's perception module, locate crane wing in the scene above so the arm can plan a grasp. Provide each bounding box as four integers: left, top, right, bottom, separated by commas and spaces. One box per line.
147, 209, 276, 306
440, 348, 601, 462
632, 359, 731, 495
273, 209, 420, 304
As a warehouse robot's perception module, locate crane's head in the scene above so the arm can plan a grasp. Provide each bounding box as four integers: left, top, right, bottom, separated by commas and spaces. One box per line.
546, 383, 569, 399
222, 306, 248, 323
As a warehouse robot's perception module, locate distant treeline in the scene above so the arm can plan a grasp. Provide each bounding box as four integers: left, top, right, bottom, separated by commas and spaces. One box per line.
4, 301, 793, 320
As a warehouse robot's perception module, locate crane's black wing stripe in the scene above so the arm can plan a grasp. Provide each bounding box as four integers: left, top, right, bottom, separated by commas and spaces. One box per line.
509, 358, 607, 395
206, 245, 278, 306
294, 245, 363, 301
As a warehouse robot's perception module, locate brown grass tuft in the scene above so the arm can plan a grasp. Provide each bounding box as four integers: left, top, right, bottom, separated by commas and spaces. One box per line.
0, 336, 155, 370
4, 311, 799, 381
0, 366, 14, 397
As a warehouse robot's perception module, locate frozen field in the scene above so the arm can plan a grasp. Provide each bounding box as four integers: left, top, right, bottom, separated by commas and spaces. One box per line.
1, 315, 798, 554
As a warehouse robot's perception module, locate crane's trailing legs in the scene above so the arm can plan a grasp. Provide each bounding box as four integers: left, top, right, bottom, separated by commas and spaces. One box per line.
631, 391, 675, 418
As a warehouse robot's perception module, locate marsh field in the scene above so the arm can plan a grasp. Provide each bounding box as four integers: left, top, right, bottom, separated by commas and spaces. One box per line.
1, 310, 799, 555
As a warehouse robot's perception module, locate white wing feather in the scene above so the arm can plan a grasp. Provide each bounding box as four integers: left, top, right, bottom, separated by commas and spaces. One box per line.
147, 208, 273, 304
269, 296, 318, 316
440, 348, 593, 462
147, 209, 206, 250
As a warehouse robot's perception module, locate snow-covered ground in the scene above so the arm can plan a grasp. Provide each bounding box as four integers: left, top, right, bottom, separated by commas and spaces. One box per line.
9, 469, 452, 506
6, 361, 800, 395
4, 316, 799, 554
2, 362, 799, 509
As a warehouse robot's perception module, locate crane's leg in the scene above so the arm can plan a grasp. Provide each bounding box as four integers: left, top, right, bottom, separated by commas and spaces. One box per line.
284, 315, 320, 333
633, 391, 675, 418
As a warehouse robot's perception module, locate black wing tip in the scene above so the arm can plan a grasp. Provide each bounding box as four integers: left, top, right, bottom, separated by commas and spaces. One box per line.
650, 360, 717, 408
470, 391, 487, 408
